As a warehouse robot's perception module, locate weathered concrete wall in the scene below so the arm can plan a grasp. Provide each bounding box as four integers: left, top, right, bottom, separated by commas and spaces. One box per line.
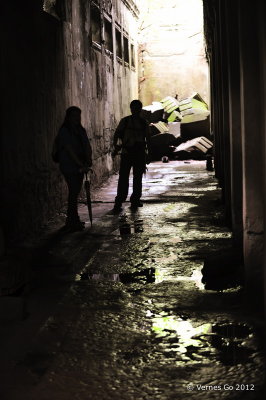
258, 0, 266, 318
238, 1, 264, 298
0, 0, 139, 244
203, 0, 266, 305
63, 0, 138, 184
224, 1, 243, 247
1, 1, 67, 244
138, 0, 208, 106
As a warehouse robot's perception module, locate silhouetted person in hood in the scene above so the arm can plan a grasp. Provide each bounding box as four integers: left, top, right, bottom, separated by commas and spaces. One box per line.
57, 106, 92, 232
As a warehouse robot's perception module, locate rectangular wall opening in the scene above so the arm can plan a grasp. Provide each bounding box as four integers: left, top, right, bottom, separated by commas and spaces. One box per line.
131, 43, 135, 68
104, 18, 113, 53
123, 36, 129, 64
91, 4, 101, 46
115, 28, 122, 59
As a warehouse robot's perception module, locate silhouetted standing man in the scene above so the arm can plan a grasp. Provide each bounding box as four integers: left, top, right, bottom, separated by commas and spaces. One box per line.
112, 100, 151, 212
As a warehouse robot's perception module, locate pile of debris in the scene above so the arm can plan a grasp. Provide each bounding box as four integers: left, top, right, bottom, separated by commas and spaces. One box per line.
141, 93, 212, 162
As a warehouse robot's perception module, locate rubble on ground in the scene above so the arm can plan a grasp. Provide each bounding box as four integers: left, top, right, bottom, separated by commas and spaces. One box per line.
175, 136, 213, 153
142, 92, 212, 161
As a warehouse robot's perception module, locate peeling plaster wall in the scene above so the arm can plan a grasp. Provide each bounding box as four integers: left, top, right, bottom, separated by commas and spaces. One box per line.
1, 0, 139, 244
138, 0, 208, 106
63, 0, 139, 185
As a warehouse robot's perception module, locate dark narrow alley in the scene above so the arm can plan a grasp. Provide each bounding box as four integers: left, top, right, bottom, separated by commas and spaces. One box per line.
0, 161, 264, 399
1, 0, 266, 399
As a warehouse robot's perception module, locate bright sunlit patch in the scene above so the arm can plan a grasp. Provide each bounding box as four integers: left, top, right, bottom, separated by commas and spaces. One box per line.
191, 267, 205, 290
154, 265, 205, 288
152, 314, 212, 353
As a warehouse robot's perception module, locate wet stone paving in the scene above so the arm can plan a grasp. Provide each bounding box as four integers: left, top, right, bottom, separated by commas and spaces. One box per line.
1, 161, 265, 400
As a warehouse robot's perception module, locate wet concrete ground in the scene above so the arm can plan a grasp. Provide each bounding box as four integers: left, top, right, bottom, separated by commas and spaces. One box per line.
0, 160, 265, 399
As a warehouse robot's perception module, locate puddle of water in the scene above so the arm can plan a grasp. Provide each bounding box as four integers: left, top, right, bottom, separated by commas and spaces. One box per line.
150, 313, 255, 365
120, 268, 155, 285
75, 268, 155, 285
191, 268, 205, 290
76, 266, 205, 291
76, 273, 120, 282
154, 266, 205, 289
209, 323, 255, 365
152, 314, 211, 353
119, 220, 144, 235
119, 223, 131, 235
212, 323, 252, 339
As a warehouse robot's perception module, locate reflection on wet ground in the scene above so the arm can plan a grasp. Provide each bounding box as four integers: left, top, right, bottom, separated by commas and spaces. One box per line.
151, 314, 255, 366
59, 163, 265, 399
76, 267, 155, 285
119, 218, 144, 235
2, 161, 265, 400
76, 266, 205, 289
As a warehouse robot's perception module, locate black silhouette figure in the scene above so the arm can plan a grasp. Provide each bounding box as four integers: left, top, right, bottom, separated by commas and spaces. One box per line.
112, 100, 151, 212
55, 106, 92, 232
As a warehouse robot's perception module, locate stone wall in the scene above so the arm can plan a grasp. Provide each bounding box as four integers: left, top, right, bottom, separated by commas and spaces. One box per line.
1, 0, 139, 244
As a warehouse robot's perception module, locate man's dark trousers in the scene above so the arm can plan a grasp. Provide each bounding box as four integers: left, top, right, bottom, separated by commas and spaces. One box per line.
115, 151, 145, 206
